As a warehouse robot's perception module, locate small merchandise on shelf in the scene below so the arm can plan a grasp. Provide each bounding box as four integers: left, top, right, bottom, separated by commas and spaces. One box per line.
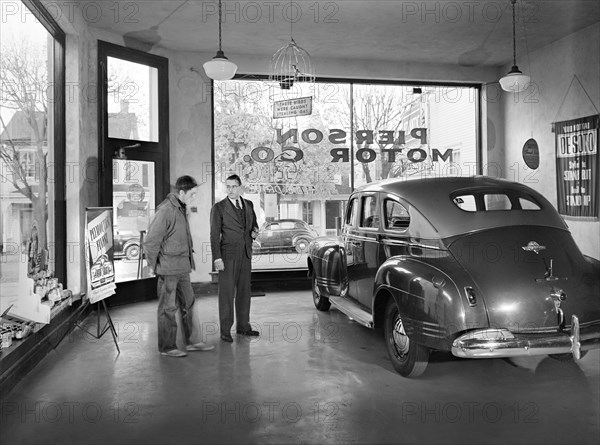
31, 269, 72, 313
1, 326, 13, 350
1, 268, 74, 353
1, 318, 34, 340
0, 316, 35, 352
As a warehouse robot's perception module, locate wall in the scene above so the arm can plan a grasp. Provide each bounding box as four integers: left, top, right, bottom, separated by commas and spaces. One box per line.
502, 22, 600, 259
162, 52, 214, 281
51, 6, 100, 296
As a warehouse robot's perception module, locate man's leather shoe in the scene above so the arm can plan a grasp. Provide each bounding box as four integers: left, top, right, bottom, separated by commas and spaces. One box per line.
221, 333, 233, 342
237, 329, 260, 337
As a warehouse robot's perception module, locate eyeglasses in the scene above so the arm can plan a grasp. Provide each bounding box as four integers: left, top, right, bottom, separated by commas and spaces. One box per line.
225, 184, 240, 190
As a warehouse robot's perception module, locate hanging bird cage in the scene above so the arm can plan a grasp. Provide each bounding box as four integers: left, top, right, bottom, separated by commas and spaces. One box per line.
269, 38, 315, 90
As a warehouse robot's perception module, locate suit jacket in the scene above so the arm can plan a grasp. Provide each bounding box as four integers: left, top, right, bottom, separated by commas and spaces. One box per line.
210, 197, 258, 261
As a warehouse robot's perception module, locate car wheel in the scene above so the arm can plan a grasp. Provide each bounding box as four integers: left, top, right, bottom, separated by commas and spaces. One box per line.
125, 244, 140, 260
312, 273, 331, 311
384, 299, 429, 377
295, 238, 310, 253
549, 351, 588, 361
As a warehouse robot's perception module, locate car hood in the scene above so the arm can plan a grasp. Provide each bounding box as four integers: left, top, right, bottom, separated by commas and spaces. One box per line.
447, 226, 600, 332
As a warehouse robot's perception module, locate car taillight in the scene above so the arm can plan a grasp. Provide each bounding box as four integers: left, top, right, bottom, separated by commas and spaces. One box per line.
464, 286, 477, 306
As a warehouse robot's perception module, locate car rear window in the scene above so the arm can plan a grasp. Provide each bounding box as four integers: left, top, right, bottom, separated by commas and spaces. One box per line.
451, 191, 542, 212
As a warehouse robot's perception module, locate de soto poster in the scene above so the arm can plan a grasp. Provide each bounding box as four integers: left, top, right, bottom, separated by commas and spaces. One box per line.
85, 207, 116, 303
554, 114, 599, 218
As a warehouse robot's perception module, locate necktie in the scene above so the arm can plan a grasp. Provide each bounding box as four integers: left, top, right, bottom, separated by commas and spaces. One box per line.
235, 199, 245, 227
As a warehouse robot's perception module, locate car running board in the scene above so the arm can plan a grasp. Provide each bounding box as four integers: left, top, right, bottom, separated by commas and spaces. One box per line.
329, 297, 374, 328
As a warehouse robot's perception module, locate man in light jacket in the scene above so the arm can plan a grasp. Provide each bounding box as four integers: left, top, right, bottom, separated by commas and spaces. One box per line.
144, 175, 214, 357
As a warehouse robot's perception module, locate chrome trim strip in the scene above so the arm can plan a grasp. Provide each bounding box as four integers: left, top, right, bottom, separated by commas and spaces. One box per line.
571, 314, 581, 360
380, 239, 445, 251
346, 235, 379, 242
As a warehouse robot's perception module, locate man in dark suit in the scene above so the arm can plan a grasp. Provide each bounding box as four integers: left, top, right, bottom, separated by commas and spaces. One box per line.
210, 174, 260, 342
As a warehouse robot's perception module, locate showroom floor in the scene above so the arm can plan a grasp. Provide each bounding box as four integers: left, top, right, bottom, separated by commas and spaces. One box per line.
1, 288, 599, 445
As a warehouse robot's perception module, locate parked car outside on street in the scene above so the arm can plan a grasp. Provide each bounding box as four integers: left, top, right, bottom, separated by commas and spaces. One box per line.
308, 176, 600, 377
113, 230, 141, 260
253, 219, 318, 254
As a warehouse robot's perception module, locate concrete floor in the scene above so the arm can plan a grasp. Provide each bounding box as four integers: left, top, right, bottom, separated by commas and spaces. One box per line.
1, 289, 599, 445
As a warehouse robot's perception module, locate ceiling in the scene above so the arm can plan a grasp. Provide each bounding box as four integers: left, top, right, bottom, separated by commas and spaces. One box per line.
77, 0, 599, 67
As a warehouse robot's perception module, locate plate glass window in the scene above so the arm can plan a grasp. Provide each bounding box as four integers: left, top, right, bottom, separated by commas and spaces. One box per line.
107, 57, 159, 142
0, 2, 60, 314
213, 79, 479, 270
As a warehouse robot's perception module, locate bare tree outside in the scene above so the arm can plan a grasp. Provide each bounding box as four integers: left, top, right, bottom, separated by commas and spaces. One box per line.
0, 28, 50, 253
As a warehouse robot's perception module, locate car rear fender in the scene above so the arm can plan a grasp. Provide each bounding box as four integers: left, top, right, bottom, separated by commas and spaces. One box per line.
374, 255, 490, 351
308, 237, 347, 297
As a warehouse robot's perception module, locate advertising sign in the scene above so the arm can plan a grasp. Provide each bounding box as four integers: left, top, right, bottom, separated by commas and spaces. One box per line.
85, 207, 116, 303
554, 114, 599, 218
273, 96, 313, 119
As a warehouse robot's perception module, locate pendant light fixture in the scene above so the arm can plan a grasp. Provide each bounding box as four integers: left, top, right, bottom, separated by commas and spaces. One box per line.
499, 0, 530, 93
203, 0, 237, 81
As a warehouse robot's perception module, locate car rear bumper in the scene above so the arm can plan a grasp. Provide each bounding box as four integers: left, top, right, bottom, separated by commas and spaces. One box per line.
451, 315, 600, 360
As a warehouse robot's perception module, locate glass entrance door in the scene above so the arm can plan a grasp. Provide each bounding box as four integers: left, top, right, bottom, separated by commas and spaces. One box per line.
112, 159, 155, 283
98, 41, 169, 306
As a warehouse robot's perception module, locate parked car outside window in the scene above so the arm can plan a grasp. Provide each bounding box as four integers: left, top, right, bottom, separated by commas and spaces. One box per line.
253, 219, 318, 254
113, 230, 141, 260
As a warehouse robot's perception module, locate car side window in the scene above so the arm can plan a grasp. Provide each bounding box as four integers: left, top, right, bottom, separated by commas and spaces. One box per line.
359, 196, 379, 228
385, 200, 410, 230
346, 197, 358, 227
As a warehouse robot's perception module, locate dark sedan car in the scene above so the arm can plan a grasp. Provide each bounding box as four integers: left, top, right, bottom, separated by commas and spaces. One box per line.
253, 219, 318, 253
308, 176, 600, 377
113, 230, 141, 260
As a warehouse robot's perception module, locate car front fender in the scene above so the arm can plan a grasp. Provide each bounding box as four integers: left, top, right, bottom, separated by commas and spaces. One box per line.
308, 237, 347, 297
123, 239, 140, 251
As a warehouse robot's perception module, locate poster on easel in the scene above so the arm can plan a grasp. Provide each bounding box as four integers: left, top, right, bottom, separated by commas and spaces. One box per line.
85, 207, 116, 304
554, 114, 599, 218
